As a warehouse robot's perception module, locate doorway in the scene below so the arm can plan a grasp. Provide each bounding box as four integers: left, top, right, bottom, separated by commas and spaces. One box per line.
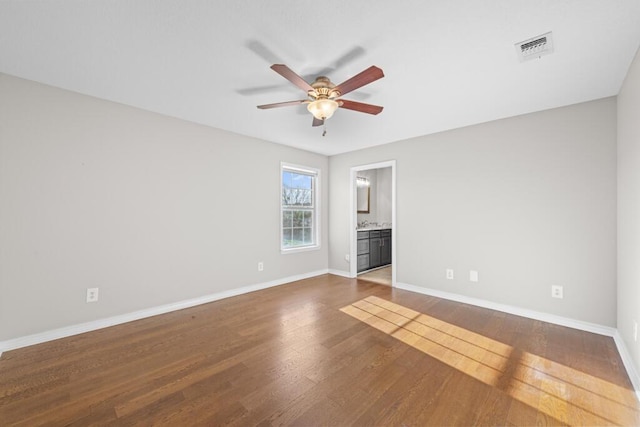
349, 160, 396, 286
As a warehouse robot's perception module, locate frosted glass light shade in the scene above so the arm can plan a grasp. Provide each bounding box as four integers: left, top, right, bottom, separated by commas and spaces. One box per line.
307, 99, 339, 120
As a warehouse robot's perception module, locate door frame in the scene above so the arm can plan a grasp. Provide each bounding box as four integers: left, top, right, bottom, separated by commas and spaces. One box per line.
349, 160, 396, 286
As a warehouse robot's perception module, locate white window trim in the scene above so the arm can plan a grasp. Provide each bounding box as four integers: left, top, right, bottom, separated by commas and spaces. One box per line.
280, 162, 321, 254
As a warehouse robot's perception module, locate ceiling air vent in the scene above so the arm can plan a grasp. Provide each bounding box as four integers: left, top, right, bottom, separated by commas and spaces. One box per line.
515, 32, 554, 62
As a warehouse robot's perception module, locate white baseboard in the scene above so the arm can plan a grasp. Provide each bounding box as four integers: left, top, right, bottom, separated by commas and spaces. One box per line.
394, 282, 615, 335
612, 330, 640, 401
0, 269, 329, 356
394, 281, 640, 400
328, 269, 351, 278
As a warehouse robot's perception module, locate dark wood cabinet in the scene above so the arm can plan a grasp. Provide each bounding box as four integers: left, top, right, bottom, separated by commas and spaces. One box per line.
357, 229, 392, 273
380, 230, 391, 266
357, 231, 370, 273
369, 230, 381, 268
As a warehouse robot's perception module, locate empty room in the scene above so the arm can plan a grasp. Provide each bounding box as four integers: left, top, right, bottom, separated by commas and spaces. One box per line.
2, 1, 640, 425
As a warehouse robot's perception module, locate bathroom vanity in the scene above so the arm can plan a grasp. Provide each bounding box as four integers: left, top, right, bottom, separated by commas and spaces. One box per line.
357, 228, 391, 273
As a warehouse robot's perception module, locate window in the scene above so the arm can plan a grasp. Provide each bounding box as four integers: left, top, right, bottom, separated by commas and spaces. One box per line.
281, 163, 320, 252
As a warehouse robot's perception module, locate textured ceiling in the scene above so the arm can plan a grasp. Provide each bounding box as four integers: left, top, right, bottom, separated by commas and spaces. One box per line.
2, 1, 640, 155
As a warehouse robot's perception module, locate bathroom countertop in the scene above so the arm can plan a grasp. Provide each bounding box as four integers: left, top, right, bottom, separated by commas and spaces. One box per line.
356, 227, 392, 231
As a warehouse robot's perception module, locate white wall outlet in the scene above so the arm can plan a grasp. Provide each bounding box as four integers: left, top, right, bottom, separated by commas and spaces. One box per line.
551, 285, 563, 299
634, 320, 638, 342
86, 287, 99, 303
345, 254, 350, 262
258, 262, 264, 272
446, 269, 454, 280
469, 270, 479, 282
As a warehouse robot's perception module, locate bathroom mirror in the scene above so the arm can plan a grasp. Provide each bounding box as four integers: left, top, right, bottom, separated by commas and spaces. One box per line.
357, 177, 370, 213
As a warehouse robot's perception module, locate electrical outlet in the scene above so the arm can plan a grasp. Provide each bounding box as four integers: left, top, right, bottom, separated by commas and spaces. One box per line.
634, 320, 638, 342
86, 287, 99, 303
258, 262, 264, 272
345, 254, 350, 262
446, 269, 454, 280
469, 270, 479, 282
551, 285, 563, 299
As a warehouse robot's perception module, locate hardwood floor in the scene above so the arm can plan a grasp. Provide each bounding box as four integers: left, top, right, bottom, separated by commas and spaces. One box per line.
1, 274, 638, 426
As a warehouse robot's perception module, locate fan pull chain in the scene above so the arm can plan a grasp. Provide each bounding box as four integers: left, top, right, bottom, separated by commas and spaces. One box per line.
322, 122, 327, 137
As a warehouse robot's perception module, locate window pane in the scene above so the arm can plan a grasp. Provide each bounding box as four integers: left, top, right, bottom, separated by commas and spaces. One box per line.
282, 210, 293, 228
303, 211, 312, 227
282, 188, 294, 206
299, 174, 312, 189
303, 227, 312, 244
292, 228, 304, 245
290, 173, 311, 189
283, 189, 313, 207
290, 189, 301, 206
301, 189, 311, 206
282, 228, 292, 248
282, 171, 293, 188
293, 210, 303, 227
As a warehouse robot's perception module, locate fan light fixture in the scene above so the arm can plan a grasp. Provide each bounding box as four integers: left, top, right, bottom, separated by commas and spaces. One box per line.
257, 64, 384, 129
307, 98, 339, 120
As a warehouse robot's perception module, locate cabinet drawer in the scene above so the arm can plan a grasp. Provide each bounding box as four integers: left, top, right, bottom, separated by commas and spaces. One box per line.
357, 239, 369, 255
357, 231, 369, 240
357, 254, 370, 272
381, 229, 391, 237
369, 230, 381, 238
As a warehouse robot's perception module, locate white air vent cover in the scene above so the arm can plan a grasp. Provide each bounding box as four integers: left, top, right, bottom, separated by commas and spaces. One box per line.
515, 32, 554, 62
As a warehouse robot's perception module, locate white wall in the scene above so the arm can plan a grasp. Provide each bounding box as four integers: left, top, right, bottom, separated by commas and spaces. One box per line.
0, 74, 328, 342
330, 98, 617, 326
618, 46, 640, 375
376, 167, 392, 224
0, 70, 626, 345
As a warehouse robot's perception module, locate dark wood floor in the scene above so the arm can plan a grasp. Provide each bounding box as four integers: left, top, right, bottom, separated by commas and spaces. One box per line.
1, 274, 638, 426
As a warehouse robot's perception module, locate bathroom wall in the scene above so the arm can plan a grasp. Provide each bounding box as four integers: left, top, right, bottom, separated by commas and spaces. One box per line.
357, 167, 392, 226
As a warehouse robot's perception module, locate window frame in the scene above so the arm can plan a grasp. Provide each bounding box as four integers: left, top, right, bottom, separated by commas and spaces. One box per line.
280, 162, 321, 254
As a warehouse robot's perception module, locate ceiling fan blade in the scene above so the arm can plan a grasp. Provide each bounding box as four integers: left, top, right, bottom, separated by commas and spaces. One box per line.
338, 99, 384, 115
334, 66, 384, 96
312, 117, 324, 127
271, 64, 314, 92
257, 100, 307, 109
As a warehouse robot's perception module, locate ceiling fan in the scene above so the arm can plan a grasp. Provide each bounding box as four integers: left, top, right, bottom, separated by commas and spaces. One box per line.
257, 64, 384, 127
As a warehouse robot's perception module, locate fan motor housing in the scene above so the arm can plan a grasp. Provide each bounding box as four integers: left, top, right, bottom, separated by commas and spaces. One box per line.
310, 77, 340, 99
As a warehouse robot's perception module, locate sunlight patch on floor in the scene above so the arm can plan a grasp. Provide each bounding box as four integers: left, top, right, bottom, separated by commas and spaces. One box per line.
508, 352, 639, 425
341, 295, 512, 387
341, 295, 640, 425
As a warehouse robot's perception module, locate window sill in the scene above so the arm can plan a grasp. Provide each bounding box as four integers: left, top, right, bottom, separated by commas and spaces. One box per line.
281, 244, 321, 255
